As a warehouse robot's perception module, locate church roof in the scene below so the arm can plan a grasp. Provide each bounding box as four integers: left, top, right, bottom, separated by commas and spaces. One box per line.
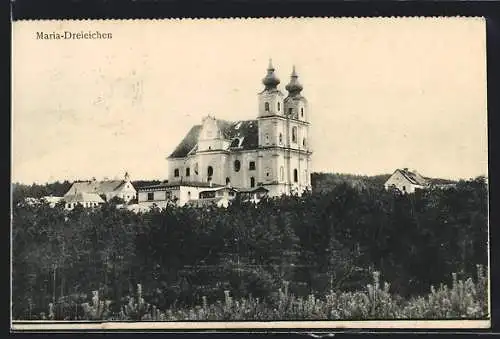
168, 119, 259, 158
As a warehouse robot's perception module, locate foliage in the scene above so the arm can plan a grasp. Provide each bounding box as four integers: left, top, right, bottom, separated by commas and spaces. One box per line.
11, 175, 488, 320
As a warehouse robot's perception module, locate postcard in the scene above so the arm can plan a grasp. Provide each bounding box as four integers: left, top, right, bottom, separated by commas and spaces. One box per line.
11, 17, 489, 331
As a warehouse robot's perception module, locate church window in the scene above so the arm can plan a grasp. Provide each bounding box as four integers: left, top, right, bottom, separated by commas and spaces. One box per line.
230, 138, 240, 148
294, 169, 298, 183
194, 163, 199, 175
301, 107, 304, 117
292, 127, 297, 143
234, 160, 241, 172
250, 177, 255, 188
186, 167, 190, 177
303, 138, 306, 147
174, 169, 179, 177
249, 161, 256, 170
277, 102, 281, 111
280, 166, 284, 181
288, 108, 293, 115
147, 192, 154, 201
265, 102, 270, 112
265, 134, 270, 145
279, 133, 283, 144
207, 166, 214, 178
226, 177, 231, 185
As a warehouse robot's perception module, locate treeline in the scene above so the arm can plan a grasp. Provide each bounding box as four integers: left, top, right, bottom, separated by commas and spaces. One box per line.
11, 176, 488, 319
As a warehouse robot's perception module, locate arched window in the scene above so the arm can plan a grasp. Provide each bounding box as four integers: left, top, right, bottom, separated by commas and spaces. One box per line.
303, 138, 306, 147
194, 163, 199, 175
301, 107, 304, 117
280, 166, 284, 181
207, 166, 213, 177
265, 134, 270, 145
277, 102, 281, 111
234, 160, 241, 172
265, 102, 270, 112
174, 168, 179, 177
250, 177, 255, 188
294, 169, 298, 183
226, 177, 231, 185
186, 167, 190, 177
230, 138, 240, 148
279, 133, 283, 144
292, 127, 297, 143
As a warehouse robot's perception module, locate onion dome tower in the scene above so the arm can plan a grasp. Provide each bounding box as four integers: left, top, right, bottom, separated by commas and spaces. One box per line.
285, 65, 303, 97
262, 59, 280, 91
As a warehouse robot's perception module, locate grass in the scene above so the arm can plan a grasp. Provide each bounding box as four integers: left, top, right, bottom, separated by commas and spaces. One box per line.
24, 265, 488, 321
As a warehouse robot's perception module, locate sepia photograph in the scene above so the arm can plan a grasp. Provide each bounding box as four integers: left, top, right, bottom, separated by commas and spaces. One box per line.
11, 17, 489, 330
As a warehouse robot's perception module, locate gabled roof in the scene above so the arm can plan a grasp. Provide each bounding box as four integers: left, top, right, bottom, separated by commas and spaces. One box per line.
168, 119, 259, 159
395, 169, 428, 186
65, 180, 131, 197
64, 192, 105, 204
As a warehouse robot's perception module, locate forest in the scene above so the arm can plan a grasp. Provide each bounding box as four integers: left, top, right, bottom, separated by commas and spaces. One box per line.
11, 174, 489, 320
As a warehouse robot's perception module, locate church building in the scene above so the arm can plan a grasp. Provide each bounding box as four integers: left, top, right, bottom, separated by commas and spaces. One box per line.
166, 60, 312, 197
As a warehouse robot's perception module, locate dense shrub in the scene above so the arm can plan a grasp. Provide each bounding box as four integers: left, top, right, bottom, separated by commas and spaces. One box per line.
11, 176, 488, 320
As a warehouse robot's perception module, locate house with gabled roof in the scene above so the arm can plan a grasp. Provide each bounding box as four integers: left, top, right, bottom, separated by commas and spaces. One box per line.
64, 172, 137, 203
384, 168, 429, 193
166, 60, 312, 198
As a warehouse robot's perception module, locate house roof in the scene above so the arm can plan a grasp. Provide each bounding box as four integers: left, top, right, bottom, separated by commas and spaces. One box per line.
238, 187, 269, 193
396, 169, 429, 186
65, 180, 130, 196
168, 119, 259, 158
137, 181, 226, 191
64, 192, 105, 204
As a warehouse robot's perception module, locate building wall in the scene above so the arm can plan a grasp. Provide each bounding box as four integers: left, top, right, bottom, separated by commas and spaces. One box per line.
258, 91, 285, 118
384, 171, 419, 193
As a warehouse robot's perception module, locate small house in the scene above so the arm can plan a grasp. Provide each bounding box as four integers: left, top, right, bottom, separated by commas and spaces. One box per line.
384, 168, 429, 194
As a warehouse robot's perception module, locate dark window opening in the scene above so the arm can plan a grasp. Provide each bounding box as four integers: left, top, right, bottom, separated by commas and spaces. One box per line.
303, 138, 306, 147
249, 161, 256, 170
288, 108, 293, 115
147, 192, 154, 201
186, 168, 190, 177
301, 107, 304, 117
226, 177, 231, 185
230, 138, 240, 147
265, 102, 270, 112
279, 133, 283, 144
234, 160, 241, 172
207, 166, 214, 177
277, 102, 281, 111
250, 177, 255, 188
174, 169, 179, 177
292, 127, 297, 143
294, 169, 298, 183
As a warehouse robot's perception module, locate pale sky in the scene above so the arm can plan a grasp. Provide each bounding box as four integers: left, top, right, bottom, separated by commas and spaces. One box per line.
12, 18, 487, 184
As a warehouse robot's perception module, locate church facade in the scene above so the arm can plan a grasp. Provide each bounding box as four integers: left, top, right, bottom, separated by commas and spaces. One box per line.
166, 60, 312, 197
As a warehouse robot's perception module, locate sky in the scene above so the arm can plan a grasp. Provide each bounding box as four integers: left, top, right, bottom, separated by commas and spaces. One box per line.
12, 18, 488, 184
